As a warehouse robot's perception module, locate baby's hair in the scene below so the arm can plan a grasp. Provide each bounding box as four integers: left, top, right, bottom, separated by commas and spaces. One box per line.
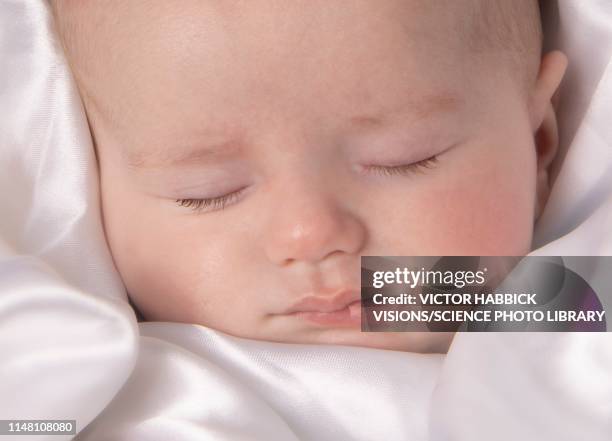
50, 0, 544, 91
48, 1, 99, 81
470, 0, 543, 90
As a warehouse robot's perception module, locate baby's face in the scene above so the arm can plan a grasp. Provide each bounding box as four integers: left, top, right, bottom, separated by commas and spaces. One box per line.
63, 0, 559, 352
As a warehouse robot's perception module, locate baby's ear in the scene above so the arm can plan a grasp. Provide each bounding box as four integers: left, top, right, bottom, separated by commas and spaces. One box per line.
529, 50, 568, 219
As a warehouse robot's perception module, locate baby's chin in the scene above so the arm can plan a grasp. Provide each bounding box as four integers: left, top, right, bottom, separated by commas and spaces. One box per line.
248, 324, 455, 353
303, 329, 455, 353
137, 307, 454, 353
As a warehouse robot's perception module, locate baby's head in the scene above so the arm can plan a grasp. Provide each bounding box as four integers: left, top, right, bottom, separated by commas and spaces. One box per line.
51, 0, 566, 352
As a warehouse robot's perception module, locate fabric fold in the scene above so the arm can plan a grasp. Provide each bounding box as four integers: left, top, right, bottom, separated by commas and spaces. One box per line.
1, 0, 611, 440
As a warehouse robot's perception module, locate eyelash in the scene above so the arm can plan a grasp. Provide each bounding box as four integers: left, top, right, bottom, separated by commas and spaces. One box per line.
363, 155, 440, 176
176, 156, 439, 213
176, 189, 244, 213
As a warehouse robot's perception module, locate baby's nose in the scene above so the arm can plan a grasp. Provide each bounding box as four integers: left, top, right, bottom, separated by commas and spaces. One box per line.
264, 186, 367, 267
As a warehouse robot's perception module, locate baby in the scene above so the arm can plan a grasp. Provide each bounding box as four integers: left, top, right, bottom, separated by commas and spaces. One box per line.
50, 0, 567, 353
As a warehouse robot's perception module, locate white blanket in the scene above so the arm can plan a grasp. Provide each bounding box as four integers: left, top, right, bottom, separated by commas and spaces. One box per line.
1, 1, 611, 440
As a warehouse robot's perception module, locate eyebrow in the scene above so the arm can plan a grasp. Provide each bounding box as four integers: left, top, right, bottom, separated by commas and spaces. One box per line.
127, 92, 464, 169
126, 138, 244, 169
348, 93, 464, 129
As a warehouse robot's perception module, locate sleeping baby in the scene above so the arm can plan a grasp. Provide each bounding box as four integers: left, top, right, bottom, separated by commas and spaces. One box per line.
49, 0, 567, 354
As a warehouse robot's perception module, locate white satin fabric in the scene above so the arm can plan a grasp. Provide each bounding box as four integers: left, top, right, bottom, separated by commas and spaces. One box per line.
0, 1, 611, 440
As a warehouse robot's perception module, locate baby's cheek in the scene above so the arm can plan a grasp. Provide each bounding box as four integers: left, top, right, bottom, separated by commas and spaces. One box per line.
380, 145, 537, 256
430, 176, 533, 254
103, 191, 256, 329
427, 152, 536, 255
100, 191, 203, 322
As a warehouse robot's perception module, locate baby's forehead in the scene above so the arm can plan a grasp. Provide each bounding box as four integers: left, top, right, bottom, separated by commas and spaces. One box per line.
50, 0, 539, 141
51, 0, 535, 64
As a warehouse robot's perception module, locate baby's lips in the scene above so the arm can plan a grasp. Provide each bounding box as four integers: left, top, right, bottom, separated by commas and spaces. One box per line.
348, 300, 362, 319
285, 289, 361, 314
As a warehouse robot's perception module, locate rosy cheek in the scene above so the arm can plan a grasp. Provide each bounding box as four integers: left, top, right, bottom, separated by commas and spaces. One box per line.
424, 150, 536, 254
429, 179, 533, 254
376, 143, 537, 255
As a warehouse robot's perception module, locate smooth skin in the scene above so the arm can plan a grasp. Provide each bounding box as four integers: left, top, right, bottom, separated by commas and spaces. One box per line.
55, 0, 567, 352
